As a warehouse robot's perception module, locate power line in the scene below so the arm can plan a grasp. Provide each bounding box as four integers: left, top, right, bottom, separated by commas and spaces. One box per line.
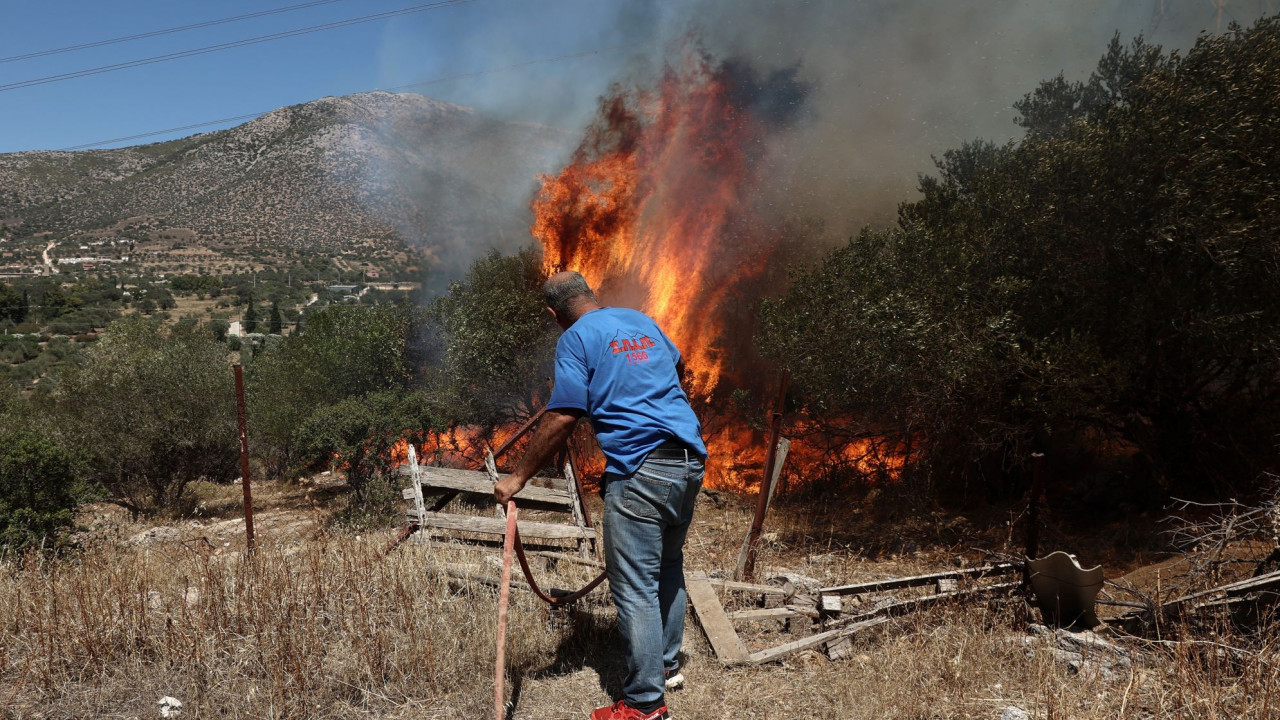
0, 0, 357, 65
0, 0, 474, 94
59, 43, 639, 151
62, 112, 269, 151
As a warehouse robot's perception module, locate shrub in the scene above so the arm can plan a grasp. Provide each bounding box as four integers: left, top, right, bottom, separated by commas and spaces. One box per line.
247, 303, 425, 478
0, 431, 80, 551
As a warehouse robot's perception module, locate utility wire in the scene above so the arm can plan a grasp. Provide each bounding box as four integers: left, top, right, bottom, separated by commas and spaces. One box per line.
0, 0, 474, 94
59, 43, 638, 151
0, 0, 357, 65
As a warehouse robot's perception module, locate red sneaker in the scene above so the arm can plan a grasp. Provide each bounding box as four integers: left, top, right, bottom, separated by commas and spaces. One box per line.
589, 699, 670, 720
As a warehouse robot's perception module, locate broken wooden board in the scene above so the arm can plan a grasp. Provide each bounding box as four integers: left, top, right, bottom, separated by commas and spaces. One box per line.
820, 595, 843, 618
563, 460, 595, 559
704, 577, 791, 597
747, 616, 888, 665
686, 571, 751, 665
849, 581, 1020, 623
726, 605, 820, 621
398, 467, 573, 512
1165, 567, 1280, 608
408, 511, 596, 540
732, 437, 791, 580
818, 563, 1021, 597
398, 464, 568, 491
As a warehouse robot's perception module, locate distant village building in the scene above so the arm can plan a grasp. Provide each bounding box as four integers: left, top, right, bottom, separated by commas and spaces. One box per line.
228, 320, 242, 337
327, 284, 358, 294
57, 257, 113, 265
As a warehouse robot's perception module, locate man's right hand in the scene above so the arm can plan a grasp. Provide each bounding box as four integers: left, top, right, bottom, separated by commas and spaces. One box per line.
494, 474, 526, 505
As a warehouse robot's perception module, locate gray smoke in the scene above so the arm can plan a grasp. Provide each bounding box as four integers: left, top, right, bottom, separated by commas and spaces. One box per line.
368, 0, 1276, 280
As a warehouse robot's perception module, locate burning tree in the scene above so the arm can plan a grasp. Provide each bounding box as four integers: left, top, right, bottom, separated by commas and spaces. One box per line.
530, 44, 816, 491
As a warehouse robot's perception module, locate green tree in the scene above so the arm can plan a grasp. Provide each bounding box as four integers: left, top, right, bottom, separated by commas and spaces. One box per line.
154, 287, 176, 311
54, 316, 239, 514
209, 317, 230, 342
247, 303, 423, 478
38, 281, 67, 320
243, 293, 259, 334
269, 299, 283, 335
761, 19, 1280, 499
426, 249, 557, 428
0, 282, 25, 324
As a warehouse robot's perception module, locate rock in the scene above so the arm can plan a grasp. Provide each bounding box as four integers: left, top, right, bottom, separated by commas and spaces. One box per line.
157, 696, 182, 718
764, 570, 825, 594
1000, 707, 1030, 720
128, 526, 181, 546
1024, 624, 1134, 680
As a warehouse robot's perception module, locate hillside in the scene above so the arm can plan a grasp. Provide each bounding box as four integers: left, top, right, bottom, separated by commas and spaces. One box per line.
0, 92, 573, 276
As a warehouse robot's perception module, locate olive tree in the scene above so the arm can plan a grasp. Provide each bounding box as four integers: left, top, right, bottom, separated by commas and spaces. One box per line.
55, 316, 239, 514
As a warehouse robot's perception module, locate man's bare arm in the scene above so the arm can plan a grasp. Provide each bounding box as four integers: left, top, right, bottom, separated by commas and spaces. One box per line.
493, 408, 582, 504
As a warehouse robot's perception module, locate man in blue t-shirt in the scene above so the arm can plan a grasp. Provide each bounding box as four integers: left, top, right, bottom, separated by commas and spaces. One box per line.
495, 271, 706, 720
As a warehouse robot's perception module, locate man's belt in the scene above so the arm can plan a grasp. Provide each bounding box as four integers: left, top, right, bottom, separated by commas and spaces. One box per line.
648, 440, 693, 460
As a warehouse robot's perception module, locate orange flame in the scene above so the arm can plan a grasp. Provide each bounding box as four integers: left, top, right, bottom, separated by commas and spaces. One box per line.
531, 46, 906, 492
533, 49, 780, 398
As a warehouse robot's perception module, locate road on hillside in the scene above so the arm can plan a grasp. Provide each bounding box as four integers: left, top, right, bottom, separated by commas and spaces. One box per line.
42, 240, 57, 274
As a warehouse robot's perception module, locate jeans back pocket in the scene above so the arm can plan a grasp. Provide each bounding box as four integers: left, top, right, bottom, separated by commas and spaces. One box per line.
622, 475, 673, 520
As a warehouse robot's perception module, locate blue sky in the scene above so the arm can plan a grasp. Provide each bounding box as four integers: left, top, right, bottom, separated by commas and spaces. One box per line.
0, 0, 655, 152
0, 0, 1271, 158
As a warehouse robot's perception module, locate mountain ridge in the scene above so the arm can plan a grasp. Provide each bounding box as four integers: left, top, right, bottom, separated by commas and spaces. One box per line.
0, 92, 573, 274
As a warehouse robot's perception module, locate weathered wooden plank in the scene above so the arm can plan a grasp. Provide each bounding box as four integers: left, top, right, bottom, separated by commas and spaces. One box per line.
397, 466, 573, 511
849, 581, 1021, 622
408, 511, 596, 540
726, 606, 819, 621
747, 616, 887, 665
686, 572, 751, 665
733, 437, 791, 580
400, 464, 570, 491
563, 460, 594, 559
820, 595, 843, 618
1163, 568, 1280, 610
1223, 569, 1280, 597
704, 577, 790, 597
818, 563, 1021, 597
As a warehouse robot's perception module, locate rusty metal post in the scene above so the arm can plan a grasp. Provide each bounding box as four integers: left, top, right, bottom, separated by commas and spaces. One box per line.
737, 374, 790, 581
233, 364, 256, 553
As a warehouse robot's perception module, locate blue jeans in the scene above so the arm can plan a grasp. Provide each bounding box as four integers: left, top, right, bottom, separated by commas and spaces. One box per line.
602, 452, 704, 709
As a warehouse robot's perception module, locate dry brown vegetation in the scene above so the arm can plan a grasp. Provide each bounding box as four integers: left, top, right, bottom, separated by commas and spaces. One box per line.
2, 482, 1278, 720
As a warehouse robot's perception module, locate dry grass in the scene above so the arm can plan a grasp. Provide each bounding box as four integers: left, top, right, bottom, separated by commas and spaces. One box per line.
2, 489, 1279, 719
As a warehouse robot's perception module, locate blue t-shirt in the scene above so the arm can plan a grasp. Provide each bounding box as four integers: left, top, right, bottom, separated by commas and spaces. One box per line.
546, 307, 707, 476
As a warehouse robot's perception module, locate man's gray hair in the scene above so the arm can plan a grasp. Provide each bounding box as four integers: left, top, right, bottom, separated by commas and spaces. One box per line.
543, 272, 596, 318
